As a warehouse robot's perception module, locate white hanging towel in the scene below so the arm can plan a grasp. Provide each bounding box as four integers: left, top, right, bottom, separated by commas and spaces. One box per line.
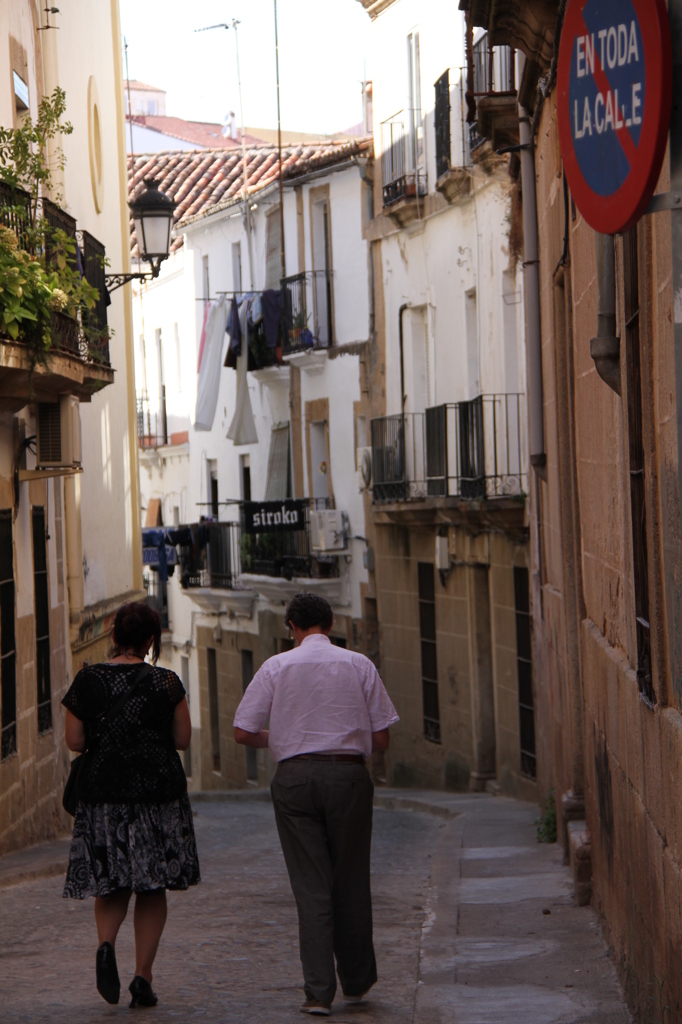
194, 297, 228, 431
226, 302, 258, 446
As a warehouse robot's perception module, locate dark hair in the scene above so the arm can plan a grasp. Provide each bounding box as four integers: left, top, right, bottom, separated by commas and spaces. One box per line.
111, 601, 162, 663
285, 593, 333, 632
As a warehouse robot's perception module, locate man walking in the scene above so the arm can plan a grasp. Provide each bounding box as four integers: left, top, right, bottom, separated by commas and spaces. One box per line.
234, 593, 399, 1016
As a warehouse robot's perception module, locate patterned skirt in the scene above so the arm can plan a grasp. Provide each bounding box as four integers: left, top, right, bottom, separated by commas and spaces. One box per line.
63, 794, 201, 899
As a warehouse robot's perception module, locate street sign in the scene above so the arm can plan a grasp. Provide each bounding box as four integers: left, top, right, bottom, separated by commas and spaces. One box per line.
557, 0, 672, 234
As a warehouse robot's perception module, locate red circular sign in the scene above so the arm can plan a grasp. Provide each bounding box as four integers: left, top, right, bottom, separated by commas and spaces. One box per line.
557, 0, 672, 234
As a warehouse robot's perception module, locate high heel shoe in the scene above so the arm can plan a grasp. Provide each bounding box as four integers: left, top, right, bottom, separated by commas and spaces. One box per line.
96, 941, 120, 1004
129, 975, 158, 1008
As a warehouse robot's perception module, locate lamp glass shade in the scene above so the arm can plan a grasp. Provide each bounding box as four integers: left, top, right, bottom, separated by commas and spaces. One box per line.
135, 212, 173, 260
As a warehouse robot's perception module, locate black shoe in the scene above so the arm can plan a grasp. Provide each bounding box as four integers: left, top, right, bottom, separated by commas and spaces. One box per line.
129, 975, 159, 1008
96, 941, 120, 1004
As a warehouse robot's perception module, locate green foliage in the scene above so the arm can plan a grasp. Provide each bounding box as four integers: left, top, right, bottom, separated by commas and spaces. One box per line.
0, 90, 109, 367
0, 227, 52, 352
536, 788, 557, 844
0, 87, 72, 214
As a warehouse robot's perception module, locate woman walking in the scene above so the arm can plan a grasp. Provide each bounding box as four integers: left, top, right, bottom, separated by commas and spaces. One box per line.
62, 601, 200, 1008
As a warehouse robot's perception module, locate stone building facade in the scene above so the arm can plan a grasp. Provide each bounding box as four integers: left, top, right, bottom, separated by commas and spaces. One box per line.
460, 0, 682, 1019
0, 0, 142, 854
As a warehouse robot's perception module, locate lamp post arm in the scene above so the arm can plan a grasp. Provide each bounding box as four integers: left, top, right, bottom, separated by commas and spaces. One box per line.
105, 270, 155, 293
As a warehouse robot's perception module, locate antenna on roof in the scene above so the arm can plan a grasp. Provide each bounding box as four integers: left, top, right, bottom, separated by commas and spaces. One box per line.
195, 19, 253, 288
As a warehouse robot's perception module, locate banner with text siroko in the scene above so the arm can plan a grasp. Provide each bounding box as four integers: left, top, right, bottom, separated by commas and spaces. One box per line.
242, 499, 308, 535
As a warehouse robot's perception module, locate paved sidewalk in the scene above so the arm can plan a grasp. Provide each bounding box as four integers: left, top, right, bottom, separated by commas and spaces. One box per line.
0, 790, 631, 1023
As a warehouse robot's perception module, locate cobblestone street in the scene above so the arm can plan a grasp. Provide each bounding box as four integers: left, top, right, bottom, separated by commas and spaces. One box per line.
1, 792, 632, 1023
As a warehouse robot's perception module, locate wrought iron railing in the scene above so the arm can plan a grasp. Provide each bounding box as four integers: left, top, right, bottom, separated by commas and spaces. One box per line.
136, 388, 168, 448
281, 270, 333, 351
176, 499, 340, 591
371, 394, 526, 503
472, 37, 516, 96
0, 183, 110, 365
380, 109, 427, 206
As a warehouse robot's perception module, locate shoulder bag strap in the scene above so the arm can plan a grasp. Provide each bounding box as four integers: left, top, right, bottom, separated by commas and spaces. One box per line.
87, 662, 153, 751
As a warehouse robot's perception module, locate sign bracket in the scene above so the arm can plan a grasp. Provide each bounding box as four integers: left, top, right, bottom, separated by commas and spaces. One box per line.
645, 192, 682, 214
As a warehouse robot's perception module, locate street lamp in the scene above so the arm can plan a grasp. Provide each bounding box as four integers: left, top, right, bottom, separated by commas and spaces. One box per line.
105, 178, 176, 292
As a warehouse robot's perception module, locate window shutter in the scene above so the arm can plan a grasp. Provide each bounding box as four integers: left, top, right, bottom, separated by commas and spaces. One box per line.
265, 422, 291, 500
265, 209, 282, 290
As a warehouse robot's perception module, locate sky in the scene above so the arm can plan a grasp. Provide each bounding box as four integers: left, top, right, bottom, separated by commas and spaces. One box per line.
119, 0, 372, 134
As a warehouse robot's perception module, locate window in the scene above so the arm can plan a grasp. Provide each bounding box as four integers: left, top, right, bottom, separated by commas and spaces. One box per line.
232, 242, 242, 293
311, 196, 333, 345
240, 454, 252, 502
418, 562, 440, 742
514, 567, 536, 778
202, 254, 210, 306
265, 423, 291, 500
174, 323, 182, 392
465, 288, 479, 396
309, 421, 329, 501
434, 70, 451, 178
145, 569, 168, 630
241, 650, 257, 781
265, 208, 282, 290
0, 511, 16, 760
623, 228, 653, 703
207, 647, 220, 772
208, 459, 219, 517
32, 507, 52, 733
407, 31, 425, 187
181, 655, 191, 777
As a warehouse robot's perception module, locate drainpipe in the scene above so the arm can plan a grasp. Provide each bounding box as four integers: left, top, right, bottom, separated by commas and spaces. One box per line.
589, 234, 621, 395
518, 103, 546, 471
398, 303, 408, 410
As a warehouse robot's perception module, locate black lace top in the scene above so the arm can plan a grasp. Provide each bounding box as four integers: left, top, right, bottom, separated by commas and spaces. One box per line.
62, 663, 188, 805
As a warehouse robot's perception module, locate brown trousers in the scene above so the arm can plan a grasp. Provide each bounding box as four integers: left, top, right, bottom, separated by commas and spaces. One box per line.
271, 758, 377, 1005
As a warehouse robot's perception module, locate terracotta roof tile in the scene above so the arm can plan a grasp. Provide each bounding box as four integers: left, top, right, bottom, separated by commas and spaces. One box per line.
127, 138, 373, 257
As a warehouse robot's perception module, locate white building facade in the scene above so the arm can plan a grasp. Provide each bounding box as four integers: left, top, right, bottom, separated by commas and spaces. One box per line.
131, 140, 377, 789
358, 0, 535, 797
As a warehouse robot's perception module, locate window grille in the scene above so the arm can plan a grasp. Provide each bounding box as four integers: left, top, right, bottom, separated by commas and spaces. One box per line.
418, 561, 440, 742
514, 566, 536, 778
265, 422, 291, 500
32, 507, 52, 733
207, 648, 220, 772
0, 510, 16, 760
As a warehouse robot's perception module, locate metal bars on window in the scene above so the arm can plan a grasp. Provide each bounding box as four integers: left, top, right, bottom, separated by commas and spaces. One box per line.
514, 567, 535, 778
32, 507, 52, 734
0, 510, 16, 760
418, 562, 440, 743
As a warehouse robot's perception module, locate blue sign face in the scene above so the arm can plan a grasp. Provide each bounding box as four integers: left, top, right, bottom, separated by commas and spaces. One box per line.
567, 0, 644, 197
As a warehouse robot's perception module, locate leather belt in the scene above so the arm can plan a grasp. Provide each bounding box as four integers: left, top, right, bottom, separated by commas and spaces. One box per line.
284, 753, 365, 764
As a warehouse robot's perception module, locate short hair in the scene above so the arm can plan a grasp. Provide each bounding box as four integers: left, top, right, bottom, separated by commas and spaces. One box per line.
112, 601, 162, 663
285, 593, 333, 632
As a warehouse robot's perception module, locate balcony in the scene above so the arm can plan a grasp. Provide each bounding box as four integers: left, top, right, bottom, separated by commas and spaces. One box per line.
279, 271, 333, 374
380, 109, 427, 226
137, 388, 168, 448
370, 395, 527, 532
0, 182, 113, 407
172, 499, 342, 606
434, 70, 473, 204
468, 36, 519, 154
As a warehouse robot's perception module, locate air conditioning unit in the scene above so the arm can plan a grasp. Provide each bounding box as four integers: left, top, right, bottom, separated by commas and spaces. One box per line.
356, 447, 372, 490
310, 509, 348, 552
36, 396, 82, 469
